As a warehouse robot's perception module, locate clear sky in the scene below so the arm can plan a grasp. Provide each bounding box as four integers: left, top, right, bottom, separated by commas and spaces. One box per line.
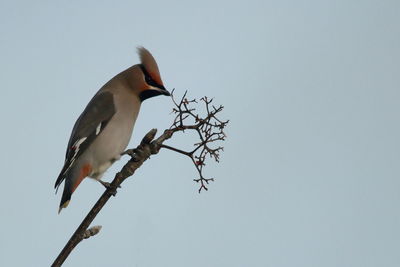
1, 0, 399, 266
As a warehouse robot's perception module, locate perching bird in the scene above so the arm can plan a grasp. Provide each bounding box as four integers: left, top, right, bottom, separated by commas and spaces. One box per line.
55, 47, 170, 213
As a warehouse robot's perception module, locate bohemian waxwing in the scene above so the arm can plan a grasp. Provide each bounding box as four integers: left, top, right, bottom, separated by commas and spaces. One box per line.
55, 47, 170, 213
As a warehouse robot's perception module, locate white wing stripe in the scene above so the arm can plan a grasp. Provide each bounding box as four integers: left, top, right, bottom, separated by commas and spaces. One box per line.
95, 123, 102, 135
62, 137, 87, 175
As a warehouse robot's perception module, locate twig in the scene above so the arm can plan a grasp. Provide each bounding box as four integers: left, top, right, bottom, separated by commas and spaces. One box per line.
165, 90, 228, 192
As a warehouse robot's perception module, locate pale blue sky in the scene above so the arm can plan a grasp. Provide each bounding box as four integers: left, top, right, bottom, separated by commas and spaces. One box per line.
1, 1, 399, 266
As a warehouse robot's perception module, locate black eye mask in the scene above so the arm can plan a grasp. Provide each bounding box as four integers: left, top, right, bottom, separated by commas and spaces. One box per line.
139, 64, 164, 89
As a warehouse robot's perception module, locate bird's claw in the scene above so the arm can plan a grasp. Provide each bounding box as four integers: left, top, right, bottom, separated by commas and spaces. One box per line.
122, 149, 137, 157
122, 148, 143, 161
98, 180, 121, 196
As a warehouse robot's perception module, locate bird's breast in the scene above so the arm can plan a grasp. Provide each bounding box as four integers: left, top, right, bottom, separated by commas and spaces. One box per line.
86, 93, 141, 178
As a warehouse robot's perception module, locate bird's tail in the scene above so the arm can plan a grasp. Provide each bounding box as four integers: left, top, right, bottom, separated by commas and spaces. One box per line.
58, 178, 73, 213
58, 163, 92, 213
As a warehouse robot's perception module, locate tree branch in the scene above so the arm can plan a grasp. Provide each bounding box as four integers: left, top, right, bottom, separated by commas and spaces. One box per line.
51, 129, 172, 266
52, 91, 228, 266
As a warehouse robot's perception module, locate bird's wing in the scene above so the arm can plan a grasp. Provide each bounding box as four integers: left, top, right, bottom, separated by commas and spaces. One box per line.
55, 91, 116, 191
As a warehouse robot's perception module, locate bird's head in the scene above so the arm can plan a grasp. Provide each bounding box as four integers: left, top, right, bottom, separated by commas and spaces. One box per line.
131, 47, 170, 101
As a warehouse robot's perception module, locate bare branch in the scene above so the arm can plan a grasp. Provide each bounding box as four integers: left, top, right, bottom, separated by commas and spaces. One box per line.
52, 129, 164, 267
52, 91, 228, 266
161, 90, 229, 193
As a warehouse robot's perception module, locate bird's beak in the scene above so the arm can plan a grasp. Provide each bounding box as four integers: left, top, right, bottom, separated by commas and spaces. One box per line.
161, 89, 171, 96
159, 85, 170, 96
140, 85, 171, 101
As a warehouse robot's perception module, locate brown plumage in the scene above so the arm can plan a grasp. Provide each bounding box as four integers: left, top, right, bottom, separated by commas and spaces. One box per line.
55, 47, 170, 212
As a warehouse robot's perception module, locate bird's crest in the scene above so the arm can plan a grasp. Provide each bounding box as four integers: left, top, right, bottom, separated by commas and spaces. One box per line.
137, 47, 163, 86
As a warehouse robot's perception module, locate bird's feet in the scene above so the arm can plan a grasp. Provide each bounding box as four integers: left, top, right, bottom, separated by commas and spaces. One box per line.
98, 180, 121, 196
122, 148, 142, 162
122, 148, 137, 157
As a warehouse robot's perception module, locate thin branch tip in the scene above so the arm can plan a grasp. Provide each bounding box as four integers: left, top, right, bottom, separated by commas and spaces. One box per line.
164, 91, 228, 193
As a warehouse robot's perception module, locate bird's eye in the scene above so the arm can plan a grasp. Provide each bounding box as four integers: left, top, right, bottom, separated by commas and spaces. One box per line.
145, 75, 153, 84
140, 64, 159, 87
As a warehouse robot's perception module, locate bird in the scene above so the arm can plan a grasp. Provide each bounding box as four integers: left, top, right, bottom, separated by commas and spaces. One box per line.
55, 47, 170, 213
